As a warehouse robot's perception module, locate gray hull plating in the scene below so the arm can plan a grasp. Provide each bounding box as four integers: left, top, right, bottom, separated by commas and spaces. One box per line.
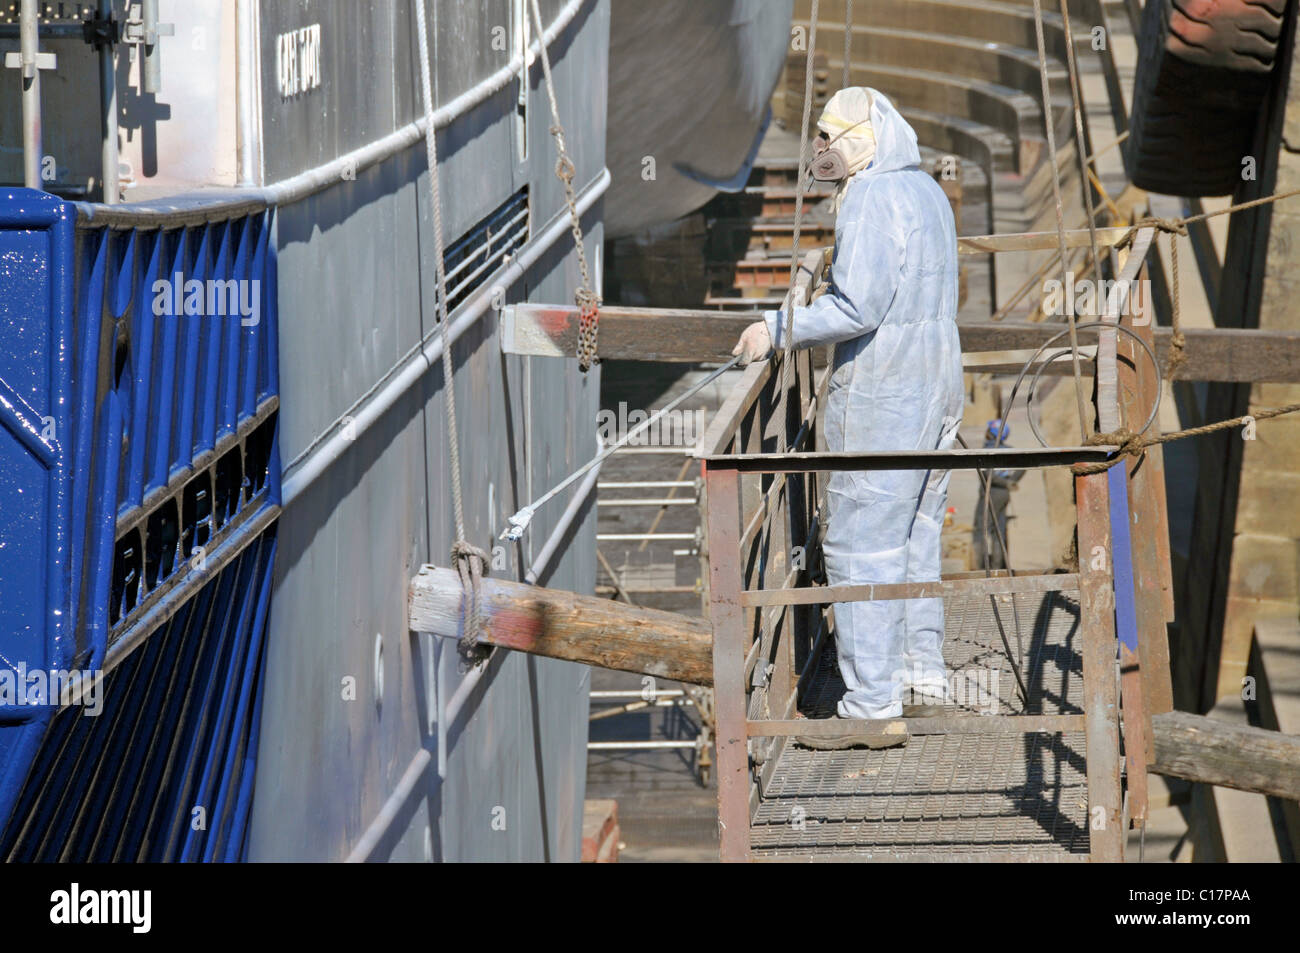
246, 0, 608, 861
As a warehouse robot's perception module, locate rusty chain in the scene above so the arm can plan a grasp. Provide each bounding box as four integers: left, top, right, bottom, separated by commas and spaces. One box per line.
530, 0, 600, 371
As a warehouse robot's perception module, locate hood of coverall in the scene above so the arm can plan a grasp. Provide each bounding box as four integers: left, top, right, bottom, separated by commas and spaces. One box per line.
818, 88, 922, 214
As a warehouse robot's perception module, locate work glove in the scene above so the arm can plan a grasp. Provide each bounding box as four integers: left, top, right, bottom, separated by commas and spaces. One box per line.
731, 320, 773, 367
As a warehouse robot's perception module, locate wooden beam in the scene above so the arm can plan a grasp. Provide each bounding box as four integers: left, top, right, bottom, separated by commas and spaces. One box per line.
960, 326, 1300, 382
740, 571, 1080, 607
703, 446, 1118, 473
957, 226, 1133, 256
1151, 710, 1300, 801
502, 304, 756, 363
409, 566, 714, 686
503, 305, 1300, 382
1076, 469, 1125, 861
748, 714, 1085, 737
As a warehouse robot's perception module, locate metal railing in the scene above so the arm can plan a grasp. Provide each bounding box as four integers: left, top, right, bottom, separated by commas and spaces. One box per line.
697, 237, 1174, 861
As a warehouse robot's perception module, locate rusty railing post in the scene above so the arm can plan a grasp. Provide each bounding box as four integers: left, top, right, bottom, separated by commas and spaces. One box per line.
704, 461, 750, 861
1076, 468, 1125, 860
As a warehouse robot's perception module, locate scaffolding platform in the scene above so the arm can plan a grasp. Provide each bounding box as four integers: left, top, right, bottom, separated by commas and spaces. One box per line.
750, 589, 1091, 861
693, 237, 1173, 862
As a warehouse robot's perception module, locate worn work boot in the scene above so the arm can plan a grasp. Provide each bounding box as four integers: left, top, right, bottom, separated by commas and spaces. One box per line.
794, 717, 909, 750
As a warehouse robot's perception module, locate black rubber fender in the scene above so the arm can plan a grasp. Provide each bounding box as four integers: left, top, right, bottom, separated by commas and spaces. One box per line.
1126, 0, 1291, 196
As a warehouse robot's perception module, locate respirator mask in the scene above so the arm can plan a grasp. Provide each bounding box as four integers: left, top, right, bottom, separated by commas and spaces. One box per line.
809, 117, 871, 183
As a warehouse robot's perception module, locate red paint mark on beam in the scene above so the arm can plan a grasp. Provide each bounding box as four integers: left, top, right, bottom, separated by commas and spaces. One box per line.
530, 307, 578, 336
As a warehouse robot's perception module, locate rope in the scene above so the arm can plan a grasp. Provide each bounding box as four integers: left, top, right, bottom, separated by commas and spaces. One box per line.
529, 0, 600, 371
784, 0, 819, 351
1115, 185, 1300, 377
1086, 130, 1129, 167
1180, 186, 1300, 227
1029, 0, 1091, 442
1057, 0, 1104, 314
415, 1, 489, 662
842, 0, 852, 90
778, 0, 820, 459
451, 540, 492, 658
1072, 403, 1300, 476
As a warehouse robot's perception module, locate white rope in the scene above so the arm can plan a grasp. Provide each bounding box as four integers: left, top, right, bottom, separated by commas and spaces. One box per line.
415, 0, 490, 658
780, 0, 820, 455
1030, 0, 1090, 442
1056, 0, 1104, 304
842, 0, 852, 89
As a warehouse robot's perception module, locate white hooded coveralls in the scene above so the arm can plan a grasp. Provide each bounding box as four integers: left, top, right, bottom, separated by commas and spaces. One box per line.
764, 91, 964, 719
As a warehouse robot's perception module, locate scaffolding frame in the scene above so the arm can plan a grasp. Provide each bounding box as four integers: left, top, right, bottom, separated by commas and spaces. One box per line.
697, 235, 1174, 861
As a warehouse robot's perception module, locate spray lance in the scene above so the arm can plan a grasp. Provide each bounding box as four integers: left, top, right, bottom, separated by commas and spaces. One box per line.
502, 356, 743, 542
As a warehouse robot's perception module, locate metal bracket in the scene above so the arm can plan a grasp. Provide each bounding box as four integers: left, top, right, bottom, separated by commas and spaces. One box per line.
120, 0, 173, 93
122, 11, 174, 46
3, 50, 56, 77
82, 12, 119, 49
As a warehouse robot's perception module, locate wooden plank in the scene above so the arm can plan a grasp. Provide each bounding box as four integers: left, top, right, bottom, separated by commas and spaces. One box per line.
1076, 470, 1125, 861
958, 226, 1133, 256
755, 850, 1089, 863
1151, 710, 1300, 801
408, 566, 713, 685
962, 326, 1300, 381
503, 306, 1300, 382
740, 571, 1080, 607
1123, 269, 1175, 710
703, 465, 751, 862
748, 715, 1086, 737
703, 446, 1118, 473
1110, 461, 1151, 826
502, 303, 755, 362
1106, 261, 1154, 820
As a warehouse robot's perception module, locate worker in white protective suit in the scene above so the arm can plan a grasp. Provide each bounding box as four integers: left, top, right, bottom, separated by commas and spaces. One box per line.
732, 88, 964, 749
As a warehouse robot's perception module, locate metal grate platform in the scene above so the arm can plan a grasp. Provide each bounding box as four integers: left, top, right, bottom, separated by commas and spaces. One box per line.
751, 589, 1093, 860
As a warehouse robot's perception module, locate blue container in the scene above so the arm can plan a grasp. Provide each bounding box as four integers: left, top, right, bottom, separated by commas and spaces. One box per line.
0, 190, 281, 860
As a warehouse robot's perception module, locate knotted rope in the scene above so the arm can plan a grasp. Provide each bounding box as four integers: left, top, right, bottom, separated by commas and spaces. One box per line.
451, 540, 493, 662
1072, 403, 1300, 476
415, 0, 490, 662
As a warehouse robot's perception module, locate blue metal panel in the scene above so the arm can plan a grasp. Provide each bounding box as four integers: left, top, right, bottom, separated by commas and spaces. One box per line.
1107, 462, 1140, 656
0, 189, 282, 861
0, 189, 75, 834
0, 531, 278, 861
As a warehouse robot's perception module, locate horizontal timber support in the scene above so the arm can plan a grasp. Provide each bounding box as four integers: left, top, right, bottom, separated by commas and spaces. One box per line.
741, 572, 1081, 607
503, 305, 1300, 382
957, 227, 1133, 255
702, 446, 1118, 473
1150, 710, 1300, 801
409, 566, 714, 686
749, 714, 1086, 738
